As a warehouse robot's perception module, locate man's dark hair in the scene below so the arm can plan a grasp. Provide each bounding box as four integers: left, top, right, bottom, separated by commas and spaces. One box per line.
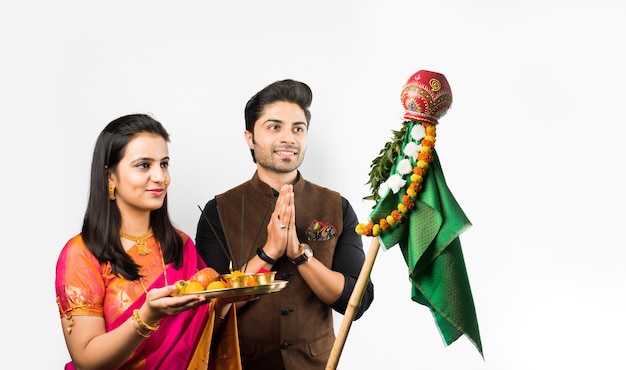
244, 79, 312, 162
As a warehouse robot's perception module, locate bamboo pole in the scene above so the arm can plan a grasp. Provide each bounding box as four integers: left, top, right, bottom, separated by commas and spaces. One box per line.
326, 237, 381, 370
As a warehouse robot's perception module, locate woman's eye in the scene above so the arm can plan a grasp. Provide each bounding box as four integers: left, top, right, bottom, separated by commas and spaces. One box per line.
137, 162, 150, 169
161, 162, 169, 169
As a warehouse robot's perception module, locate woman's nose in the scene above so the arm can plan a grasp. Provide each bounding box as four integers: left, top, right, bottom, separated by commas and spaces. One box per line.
152, 169, 167, 183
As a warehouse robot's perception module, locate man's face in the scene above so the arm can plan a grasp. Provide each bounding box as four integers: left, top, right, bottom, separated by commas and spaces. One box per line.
245, 101, 308, 175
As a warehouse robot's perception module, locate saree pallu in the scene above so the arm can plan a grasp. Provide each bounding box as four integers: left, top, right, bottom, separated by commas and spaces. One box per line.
106, 264, 213, 369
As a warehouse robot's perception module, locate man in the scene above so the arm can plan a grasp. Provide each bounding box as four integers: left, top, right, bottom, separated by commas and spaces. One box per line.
196, 79, 374, 370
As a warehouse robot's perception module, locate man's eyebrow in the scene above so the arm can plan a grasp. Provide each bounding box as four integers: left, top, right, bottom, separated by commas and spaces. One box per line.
263, 118, 283, 124
262, 119, 307, 127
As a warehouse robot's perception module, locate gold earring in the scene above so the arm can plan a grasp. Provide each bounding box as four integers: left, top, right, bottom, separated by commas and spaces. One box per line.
109, 185, 116, 200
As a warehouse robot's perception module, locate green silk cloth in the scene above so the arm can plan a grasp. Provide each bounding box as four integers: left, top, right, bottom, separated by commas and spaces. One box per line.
370, 147, 483, 356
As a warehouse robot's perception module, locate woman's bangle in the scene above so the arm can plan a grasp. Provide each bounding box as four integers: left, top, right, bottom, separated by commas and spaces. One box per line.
132, 309, 160, 338
131, 318, 152, 338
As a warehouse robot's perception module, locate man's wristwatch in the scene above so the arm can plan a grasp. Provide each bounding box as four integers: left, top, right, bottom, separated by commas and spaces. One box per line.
290, 243, 313, 265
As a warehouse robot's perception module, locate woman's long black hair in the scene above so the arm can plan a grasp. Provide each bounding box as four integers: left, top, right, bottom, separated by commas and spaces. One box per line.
81, 113, 183, 280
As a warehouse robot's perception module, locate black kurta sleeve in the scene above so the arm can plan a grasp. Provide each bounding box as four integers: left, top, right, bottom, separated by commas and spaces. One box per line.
196, 198, 232, 275
330, 197, 374, 320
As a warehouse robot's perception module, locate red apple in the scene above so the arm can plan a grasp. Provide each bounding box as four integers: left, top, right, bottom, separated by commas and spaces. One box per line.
190, 267, 220, 289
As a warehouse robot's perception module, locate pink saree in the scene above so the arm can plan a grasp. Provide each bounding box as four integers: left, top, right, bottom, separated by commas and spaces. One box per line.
56, 232, 215, 369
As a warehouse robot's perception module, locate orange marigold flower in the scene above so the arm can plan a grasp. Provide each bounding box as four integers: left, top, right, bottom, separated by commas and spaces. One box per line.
391, 210, 403, 222
380, 218, 390, 231
417, 152, 433, 162
402, 195, 415, 209
398, 203, 408, 214
421, 138, 434, 147
386, 215, 396, 226
362, 223, 374, 236
413, 167, 426, 176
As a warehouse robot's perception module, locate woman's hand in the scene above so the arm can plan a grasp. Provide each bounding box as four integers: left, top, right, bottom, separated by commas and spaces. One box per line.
140, 284, 208, 324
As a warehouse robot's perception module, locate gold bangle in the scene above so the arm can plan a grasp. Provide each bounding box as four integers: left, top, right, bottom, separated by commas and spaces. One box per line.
132, 309, 160, 332
131, 317, 152, 338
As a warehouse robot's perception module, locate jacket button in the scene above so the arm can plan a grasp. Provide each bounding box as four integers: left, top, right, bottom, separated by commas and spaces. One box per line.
281, 308, 290, 315
280, 342, 290, 350
281, 272, 290, 279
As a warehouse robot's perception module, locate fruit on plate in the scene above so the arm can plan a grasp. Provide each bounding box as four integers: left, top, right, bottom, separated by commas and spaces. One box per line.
172, 267, 220, 295
181, 281, 204, 294
189, 267, 220, 289
206, 280, 227, 290
174, 280, 187, 293
173, 280, 205, 294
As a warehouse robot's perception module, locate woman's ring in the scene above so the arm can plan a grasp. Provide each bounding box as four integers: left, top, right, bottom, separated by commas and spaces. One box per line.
280, 224, 288, 229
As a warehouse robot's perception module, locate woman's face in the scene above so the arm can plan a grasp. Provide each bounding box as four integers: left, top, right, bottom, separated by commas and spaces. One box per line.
109, 132, 170, 216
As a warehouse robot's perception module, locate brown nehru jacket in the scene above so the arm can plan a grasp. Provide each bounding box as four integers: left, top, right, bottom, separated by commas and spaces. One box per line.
216, 172, 342, 369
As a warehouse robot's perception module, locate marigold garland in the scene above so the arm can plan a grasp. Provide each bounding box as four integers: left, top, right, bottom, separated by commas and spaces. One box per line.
355, 121, 436, 237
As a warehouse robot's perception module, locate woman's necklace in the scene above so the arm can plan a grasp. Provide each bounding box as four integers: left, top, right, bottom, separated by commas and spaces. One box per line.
120, 228, 154, 255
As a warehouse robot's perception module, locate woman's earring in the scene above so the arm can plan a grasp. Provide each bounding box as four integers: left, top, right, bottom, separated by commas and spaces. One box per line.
109, 185, 116, 200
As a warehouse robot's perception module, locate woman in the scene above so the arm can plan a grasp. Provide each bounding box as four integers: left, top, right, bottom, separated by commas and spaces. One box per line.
55, 114, 234, 369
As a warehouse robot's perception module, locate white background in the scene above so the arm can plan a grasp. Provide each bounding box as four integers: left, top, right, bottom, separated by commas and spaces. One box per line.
2, 1, 625, 368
